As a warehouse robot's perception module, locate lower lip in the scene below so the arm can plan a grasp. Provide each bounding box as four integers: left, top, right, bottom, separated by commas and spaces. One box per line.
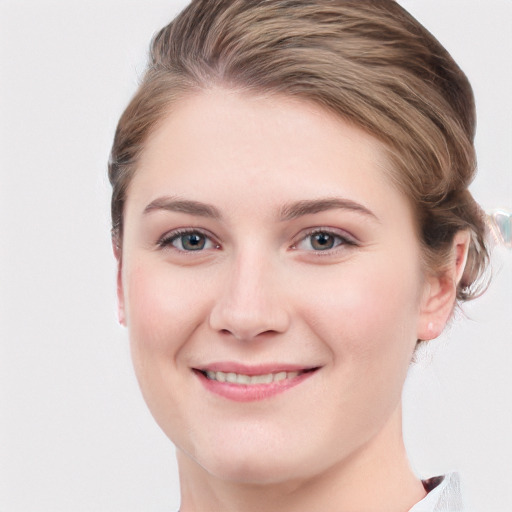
194, 370, 317, 402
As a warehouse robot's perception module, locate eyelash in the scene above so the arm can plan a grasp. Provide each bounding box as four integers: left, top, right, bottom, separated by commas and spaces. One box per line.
157, 227, 357, 254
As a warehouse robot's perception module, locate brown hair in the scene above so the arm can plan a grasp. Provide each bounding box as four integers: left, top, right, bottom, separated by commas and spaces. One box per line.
109, 0, 489, 301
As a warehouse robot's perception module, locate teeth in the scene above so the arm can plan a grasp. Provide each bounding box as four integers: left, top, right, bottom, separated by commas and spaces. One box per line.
274, 371, 287, 382
236, 374, 251, 385
204, 370, 301, 385
251, 373, 273, 384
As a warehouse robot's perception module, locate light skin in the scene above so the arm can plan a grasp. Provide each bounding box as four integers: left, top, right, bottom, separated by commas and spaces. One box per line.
115, 88, 469, 512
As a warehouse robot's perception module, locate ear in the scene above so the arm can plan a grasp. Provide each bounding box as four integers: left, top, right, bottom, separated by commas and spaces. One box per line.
417, 230, 470, 340
112, 238, 126, 326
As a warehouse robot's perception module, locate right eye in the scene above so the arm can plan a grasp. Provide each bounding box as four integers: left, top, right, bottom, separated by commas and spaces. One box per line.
158, 229, 219, 252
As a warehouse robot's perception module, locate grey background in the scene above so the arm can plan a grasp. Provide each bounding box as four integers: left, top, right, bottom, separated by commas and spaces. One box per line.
1, 1, 511, 510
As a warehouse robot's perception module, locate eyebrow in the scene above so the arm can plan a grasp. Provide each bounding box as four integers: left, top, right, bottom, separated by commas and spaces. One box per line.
143, 196, 222, 219
279, 197, 378, 222
143, 196, 377, 222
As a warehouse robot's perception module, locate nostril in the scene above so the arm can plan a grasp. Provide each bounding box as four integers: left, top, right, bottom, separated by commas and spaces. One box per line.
208, 294, 291, 340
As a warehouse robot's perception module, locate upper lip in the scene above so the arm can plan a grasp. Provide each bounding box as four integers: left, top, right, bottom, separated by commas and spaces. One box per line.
194, 362, 320, 376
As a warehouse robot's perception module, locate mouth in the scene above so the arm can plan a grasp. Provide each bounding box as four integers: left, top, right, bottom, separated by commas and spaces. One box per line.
200, 368, 315, 384
193, 365, 320, 402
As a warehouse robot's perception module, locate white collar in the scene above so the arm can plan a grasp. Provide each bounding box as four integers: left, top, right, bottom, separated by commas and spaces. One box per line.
409, 473, 463, 512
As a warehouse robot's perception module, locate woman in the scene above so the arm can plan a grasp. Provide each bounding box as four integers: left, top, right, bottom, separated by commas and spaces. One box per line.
108, 1, 489, 510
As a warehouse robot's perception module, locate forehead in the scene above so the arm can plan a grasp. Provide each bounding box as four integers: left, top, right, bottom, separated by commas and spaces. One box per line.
126, 88, 409, 223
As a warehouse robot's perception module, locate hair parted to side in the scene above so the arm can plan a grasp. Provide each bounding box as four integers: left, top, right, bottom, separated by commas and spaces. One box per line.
109, 0, 489, 301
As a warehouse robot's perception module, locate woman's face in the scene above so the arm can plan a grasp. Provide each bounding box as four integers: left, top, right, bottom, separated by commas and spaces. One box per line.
118, 89, 434, 484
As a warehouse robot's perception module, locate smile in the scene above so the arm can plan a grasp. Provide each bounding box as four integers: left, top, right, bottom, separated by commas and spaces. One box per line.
194, 366, 319, 402
204, 370, 301, 385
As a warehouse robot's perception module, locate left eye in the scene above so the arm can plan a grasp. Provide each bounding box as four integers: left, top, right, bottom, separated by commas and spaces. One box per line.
159, 231, 217, 251
294, 230, 351, 251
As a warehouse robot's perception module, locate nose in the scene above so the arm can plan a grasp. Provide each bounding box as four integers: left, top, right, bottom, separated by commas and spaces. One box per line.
208, 249, 291, 341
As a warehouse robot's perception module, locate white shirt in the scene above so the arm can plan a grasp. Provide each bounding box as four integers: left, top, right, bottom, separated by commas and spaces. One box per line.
409, 473, 463, 512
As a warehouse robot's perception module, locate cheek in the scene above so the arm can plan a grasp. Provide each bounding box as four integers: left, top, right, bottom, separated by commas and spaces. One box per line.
122, 261, 214, 435
124, 261, 211, 359
296, 256, 422, 370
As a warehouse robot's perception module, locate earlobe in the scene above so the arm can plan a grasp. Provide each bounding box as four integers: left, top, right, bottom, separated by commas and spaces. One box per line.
417, 231, 470, 341
112, 239, 126, 326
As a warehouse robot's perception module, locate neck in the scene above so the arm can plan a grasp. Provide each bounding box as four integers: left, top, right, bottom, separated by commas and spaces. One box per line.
177, 404, 426, 512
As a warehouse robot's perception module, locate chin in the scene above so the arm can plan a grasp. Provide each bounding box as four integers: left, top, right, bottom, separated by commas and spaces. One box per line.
199, 452, 307, 486
184, 431, 331, 486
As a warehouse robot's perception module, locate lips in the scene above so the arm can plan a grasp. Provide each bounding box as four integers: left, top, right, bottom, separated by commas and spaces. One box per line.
193, 364, 319, 402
